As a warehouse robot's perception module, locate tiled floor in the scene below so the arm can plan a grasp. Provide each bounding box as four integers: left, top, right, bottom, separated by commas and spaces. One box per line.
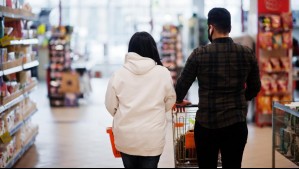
13, 79, 299, 168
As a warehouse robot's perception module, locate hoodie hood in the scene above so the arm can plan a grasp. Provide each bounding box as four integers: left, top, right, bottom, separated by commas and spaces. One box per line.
124, 52, 156, 75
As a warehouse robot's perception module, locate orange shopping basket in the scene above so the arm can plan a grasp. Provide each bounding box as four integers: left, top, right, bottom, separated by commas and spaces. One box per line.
106, 127, 122, 158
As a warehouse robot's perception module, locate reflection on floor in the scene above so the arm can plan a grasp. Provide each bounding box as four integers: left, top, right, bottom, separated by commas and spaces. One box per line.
13, 79, 298, 168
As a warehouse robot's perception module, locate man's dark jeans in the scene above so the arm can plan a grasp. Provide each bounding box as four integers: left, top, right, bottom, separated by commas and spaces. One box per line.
195, 122, 248, 168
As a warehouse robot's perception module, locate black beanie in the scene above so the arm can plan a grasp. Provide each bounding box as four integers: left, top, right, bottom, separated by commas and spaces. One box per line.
208, 8, 232, 33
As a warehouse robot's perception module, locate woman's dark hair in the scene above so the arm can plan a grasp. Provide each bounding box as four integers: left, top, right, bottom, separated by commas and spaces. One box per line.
128, 32, 163, 66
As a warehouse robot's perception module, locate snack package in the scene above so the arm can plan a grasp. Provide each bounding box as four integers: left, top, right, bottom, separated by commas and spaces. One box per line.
280, 57, 291, 70
259, 16, 272, 32
270, 58, 281, 71
282, 32, 292, 49
257, 96, 272, 114
281, 13, 293, 30
270, 79, 278, 93
281, 95, 292, 102
273, 34, 283, 49
278, 78, 288, 92
271, 15, 282, 31
261, 58, 272, 72
259, 32, 273, 50
261, 75, 272, 93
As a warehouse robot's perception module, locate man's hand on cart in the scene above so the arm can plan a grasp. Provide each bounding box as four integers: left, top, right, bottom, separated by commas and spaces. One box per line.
172, 100, 192, 113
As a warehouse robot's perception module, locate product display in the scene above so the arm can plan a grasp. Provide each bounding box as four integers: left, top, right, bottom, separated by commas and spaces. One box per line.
256, 8, 293, 127
160, 25, 184, 85
0, 3, 39, 168
47, 26, 79, 107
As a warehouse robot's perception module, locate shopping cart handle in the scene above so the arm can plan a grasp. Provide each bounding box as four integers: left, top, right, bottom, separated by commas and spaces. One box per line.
176, 104, 198, 108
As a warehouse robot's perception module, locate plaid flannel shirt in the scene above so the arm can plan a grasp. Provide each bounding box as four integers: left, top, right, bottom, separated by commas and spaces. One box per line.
176, 37, 261, 129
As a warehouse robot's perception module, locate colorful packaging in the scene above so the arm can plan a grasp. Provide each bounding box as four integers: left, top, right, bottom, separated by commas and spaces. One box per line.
261, 75, 272, 93
273, 34, 283, 49
282, 32, 292, 49
270, 58, 281, 71
259, 32, 273, 50
271, 15, 282, 31
281, 13, 293, 30
259, 16, 272, 32
280, 57, 291, 70
261, 58, 272, 72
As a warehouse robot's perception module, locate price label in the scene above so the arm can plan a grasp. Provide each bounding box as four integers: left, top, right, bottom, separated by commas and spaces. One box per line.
0, 36, 13, 47
0, 132, 13, 144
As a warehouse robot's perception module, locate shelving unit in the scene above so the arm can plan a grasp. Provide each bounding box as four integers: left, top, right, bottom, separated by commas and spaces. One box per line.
160, 25, 184, 85
255, 0, 293, 127
0, 5, 39, 168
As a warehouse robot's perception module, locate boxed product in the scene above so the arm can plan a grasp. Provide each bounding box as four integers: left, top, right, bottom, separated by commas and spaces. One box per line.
59, 72, 80, 94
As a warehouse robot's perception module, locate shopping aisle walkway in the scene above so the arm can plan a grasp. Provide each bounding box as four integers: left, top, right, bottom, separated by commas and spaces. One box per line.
14, 79, 298, 168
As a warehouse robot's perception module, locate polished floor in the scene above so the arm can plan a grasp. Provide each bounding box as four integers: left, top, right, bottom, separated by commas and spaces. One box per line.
13, 79, 298, 168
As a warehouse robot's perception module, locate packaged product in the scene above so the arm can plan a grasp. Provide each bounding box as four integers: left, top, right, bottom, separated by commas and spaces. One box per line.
259, 16, 272, 32
281, 13, 293, 30
259, 32, 273, 50
270, 80, 278, 93
271, 15, 282, 31
257, 96, 272, 114
278, 78, 288, 92
280, 57, 291, 70
270, 58, 281, 71
282, 32, 292, 49
261, 75, 272, 93
273, 34, 283, 49
261, 58, 272, 72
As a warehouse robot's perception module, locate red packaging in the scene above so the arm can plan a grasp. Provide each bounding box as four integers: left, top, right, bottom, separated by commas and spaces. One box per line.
261, 75, 272, 93
6, 0, 12, 7
271, 15, 282, 31
270, 58, 281, 71
280, 57, 290, 70
278, 79, 288, 92
281, 13, 293, 30
282, 32, 292, 49
259, 32, 273, 50
261, 58, 272, 72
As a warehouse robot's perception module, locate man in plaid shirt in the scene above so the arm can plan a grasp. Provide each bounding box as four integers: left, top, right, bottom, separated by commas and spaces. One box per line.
175, 8, 261, 168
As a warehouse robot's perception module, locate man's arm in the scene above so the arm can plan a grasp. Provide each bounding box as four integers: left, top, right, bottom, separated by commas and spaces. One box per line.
175, 51, 199, 103
245, 51, 261, 101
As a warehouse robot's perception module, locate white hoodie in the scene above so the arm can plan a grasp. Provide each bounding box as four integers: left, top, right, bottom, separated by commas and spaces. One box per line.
105, 52, 176, 157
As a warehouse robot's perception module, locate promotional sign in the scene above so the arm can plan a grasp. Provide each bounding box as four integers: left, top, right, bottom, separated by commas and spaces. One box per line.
258, 0, 290, 14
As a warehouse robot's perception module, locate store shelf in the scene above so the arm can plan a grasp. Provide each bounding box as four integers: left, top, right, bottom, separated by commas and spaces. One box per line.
0, 6, 37, 21
9, 121, 24, 136
3, 95, 25, 112
5, 133, 38, 168
23, 60, 39, 70
3, 66, 23, 75
9, 39, 39, 46
24, 109, 38, 123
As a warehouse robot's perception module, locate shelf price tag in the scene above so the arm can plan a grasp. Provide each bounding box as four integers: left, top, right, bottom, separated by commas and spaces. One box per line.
0, 132, 12, 144
0, 36, 13, 47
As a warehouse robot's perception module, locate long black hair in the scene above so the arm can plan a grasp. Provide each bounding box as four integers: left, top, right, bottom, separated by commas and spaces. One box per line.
128, 32, 163, 66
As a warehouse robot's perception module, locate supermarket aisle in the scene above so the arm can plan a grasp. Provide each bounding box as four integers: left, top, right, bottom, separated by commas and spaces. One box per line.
14, 79, 298, 168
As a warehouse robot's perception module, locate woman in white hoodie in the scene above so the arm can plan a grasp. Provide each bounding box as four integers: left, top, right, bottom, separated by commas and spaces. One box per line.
105, 32, 176, 168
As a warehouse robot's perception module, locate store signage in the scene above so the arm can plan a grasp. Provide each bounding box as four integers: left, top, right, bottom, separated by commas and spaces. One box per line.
258, 0, 290, 14
0, 132, 12, 144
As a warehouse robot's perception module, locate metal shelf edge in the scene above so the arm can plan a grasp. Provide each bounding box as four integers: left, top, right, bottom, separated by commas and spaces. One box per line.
23, 61, 39, 70
3, 66, 23, 75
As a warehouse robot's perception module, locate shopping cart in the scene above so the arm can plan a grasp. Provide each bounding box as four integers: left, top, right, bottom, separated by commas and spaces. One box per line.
172, 105, 222, 168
